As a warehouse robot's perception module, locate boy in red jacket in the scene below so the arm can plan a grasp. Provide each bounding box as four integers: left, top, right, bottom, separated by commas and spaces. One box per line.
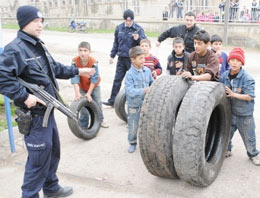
140, 39, 162, 79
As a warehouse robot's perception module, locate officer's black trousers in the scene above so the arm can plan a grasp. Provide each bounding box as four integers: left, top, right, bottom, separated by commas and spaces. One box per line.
22, 114, 60, 198
108, 57, 131, 104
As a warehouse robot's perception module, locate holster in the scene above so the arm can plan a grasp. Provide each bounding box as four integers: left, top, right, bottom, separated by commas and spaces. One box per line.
15, 108, 32, 136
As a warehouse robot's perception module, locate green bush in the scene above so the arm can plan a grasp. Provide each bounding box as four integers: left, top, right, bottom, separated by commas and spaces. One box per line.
0, 95, 17, 132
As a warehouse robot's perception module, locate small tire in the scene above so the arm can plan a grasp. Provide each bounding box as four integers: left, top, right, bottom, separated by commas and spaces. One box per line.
81, 25, 88, 32
68, 98, 102, 140
114, 88, 127, 123
173, 82, 231, 186
139, 76, 190, 178
67, 26, 75, 33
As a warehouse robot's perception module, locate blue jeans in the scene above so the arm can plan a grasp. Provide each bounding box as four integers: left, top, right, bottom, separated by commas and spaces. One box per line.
127, 106, 141, 144
177, 8, 183, 19
79, 86, 104, 127
228, 115, 259, 158
169, 6, 175, 18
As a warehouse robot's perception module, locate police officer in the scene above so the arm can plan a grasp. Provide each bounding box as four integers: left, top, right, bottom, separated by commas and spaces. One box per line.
103, 9, 146, 107
156, 11, 200, 53
0, 5, 95, 198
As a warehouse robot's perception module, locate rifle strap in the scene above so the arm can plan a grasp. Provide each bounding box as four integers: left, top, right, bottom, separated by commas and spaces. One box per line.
21, 41, 67, 106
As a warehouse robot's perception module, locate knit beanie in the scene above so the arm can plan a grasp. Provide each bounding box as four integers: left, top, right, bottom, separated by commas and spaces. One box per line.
123, 9, 134, 20
16, 5, 44, 30
228, 47, 245, 65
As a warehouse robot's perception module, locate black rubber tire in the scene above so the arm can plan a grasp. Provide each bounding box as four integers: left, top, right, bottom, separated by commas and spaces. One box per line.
173, 82, 231, 186
81, 25, 88, 32
68, 98, 102, 140
67, 26, 75, 33
114, 88, 127, 123
139, 76, 190, 178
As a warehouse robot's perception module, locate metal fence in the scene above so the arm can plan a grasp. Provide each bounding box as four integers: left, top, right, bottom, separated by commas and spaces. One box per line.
131, 5, 260, 24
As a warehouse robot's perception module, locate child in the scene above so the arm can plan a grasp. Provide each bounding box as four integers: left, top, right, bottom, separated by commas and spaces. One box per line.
140, 39, 162, 79
125, 46, 154, 153
166, 37, 189, 75
71, 41, 109, 128
162, 6, 169, 21
220, 47, 260, 165
210, 34, 229, 76
182, 29, 219, 81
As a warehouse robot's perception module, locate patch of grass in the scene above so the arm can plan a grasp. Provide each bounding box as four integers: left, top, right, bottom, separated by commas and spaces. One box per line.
87, 29, 114, 34
2, 23, 160, 37
2, 23, 19, 29
0, 95, 17, 132
45, 26, 67, 32
146, 32, 160, 37
0, 119, 17, 132
0, 95, 4, 105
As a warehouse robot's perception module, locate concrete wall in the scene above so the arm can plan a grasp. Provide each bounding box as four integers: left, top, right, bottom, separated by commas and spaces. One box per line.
2, 17, 260, 48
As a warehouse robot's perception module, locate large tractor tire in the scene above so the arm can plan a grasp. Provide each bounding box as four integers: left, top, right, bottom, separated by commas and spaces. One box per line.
68, 98, 102, 140
139, 76, 190, 178
173, 82, 231, 186
114, 88, 127, 123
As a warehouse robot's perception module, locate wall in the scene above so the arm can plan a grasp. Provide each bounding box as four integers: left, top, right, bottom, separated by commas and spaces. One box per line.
2, 17, 260, 48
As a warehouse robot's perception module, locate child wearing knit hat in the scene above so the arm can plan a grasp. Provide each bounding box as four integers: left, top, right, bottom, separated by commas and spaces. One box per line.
220, 47, 260, 166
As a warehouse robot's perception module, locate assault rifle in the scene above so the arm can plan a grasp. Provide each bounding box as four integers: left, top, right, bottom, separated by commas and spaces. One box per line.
17, 78, 77, 127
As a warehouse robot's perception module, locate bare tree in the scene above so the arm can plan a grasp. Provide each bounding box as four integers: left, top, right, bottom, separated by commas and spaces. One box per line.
9, 0, 19, 16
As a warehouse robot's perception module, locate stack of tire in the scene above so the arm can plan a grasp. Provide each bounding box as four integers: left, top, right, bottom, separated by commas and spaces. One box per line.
138, 75, 231, 186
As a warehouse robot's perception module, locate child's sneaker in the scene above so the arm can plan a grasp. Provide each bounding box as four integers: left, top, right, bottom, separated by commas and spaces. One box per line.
250, 155, 260, 166
128, 144, 136, 153
101, 121, 109, 128
225, 150, 232, 158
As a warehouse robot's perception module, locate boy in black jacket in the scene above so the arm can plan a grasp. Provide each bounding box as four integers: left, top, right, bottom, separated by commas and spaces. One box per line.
167, 37, 189, 75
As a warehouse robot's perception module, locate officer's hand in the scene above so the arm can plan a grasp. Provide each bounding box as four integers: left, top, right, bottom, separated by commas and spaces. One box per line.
79, 68, 95, 78
181, 71, 192, 79
109, 58, 114, 64
24, 94, 46, 108
156, 41, 161, 47
132, 32, 139, 40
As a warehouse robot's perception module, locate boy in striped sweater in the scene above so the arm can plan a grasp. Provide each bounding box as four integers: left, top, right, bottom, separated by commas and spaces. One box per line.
140, 39, 162, 79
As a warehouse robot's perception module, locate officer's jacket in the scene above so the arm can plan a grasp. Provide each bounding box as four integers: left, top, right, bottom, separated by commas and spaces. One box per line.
110, 22, 146, 58
158, 24, 200, 53
125, 65, 154, 108
220, 68, 255, 116
0, 31, 78, 114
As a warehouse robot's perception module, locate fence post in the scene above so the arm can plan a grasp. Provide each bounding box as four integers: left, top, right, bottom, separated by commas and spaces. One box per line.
223, 0, 230, 45
0, 16, 16, 153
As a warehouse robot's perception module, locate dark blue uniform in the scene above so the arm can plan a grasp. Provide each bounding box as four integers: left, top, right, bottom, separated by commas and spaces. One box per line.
0, 31, 79, 198
108, 22, 146, 104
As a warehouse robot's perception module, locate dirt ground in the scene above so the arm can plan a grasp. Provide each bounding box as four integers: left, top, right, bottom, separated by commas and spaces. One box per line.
0, 29, 260, 198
